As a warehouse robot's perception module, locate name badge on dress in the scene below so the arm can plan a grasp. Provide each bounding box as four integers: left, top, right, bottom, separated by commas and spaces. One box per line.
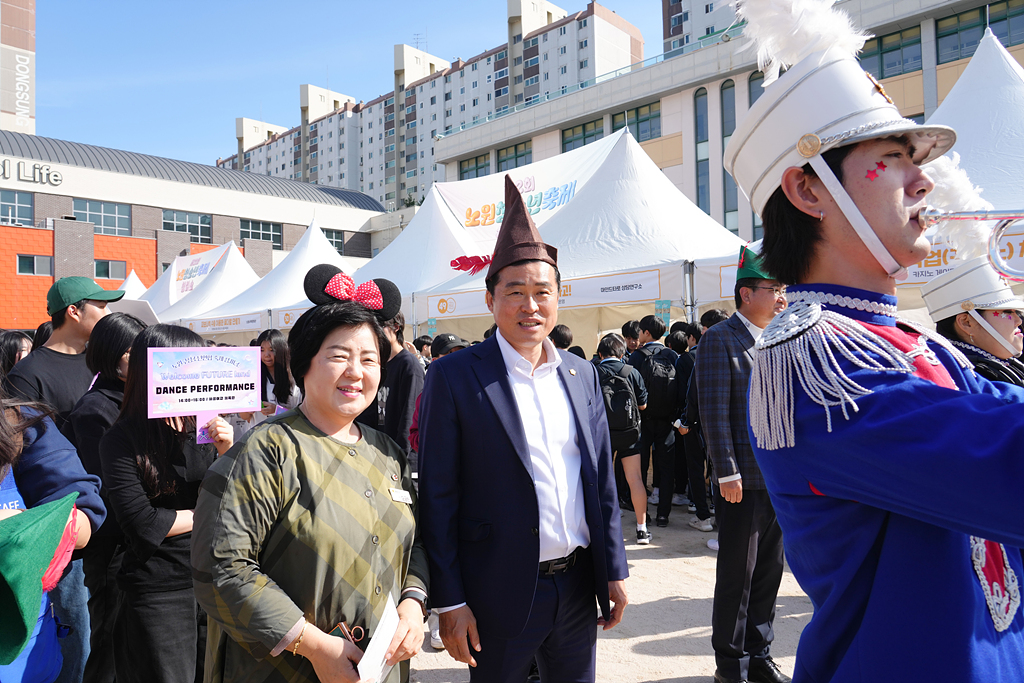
389, 488, 413, 504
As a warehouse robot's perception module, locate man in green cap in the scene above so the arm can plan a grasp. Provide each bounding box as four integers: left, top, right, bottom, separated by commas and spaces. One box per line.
4, 277, 123, 428
694, 245, 790, 683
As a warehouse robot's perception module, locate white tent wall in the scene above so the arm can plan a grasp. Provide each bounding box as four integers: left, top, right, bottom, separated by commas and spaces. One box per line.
159, 243, 258, 322
358, 129, 644, 318
117, 270, 147, 300
412, 132, 742, 336
193, 220, 351, 332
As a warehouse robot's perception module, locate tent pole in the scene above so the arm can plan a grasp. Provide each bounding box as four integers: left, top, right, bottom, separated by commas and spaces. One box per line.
683, 261, 697, 324
412, 293, 419, 338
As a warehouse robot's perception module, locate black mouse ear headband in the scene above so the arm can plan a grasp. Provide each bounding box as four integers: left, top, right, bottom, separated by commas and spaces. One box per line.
303, 264, 402, 321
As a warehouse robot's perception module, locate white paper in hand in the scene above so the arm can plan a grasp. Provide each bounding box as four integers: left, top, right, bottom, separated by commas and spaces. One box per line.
356, 594, 399, 683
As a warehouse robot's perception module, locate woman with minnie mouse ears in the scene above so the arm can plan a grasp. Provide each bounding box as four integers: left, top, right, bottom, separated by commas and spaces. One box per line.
192, 265, 428, 683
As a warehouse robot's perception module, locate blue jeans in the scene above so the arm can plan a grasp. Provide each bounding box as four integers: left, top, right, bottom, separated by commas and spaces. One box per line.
50, 559, 89, 683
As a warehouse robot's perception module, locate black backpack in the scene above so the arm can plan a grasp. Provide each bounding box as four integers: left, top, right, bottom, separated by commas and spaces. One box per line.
637, 346, 678, 419
596, 363, 642, 451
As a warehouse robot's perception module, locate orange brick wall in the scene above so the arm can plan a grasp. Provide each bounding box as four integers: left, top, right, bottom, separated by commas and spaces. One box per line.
94, 235, 158, 290
0, 226, 54, 329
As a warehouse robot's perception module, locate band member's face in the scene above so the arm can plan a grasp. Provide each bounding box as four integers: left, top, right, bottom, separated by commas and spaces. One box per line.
979, 309, 1024, 358
838, 137, 935, 268
485, 261, 558, 353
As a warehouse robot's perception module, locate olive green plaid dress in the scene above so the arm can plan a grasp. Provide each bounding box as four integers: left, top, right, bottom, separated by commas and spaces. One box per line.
191, 410, 428, 683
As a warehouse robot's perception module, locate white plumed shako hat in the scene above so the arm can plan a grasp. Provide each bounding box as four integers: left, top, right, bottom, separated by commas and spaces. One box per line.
921, 257, 1024, 323
723, 0, 957, 278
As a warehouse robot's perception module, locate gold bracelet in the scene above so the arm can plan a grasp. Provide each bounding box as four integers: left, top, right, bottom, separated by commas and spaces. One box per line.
292, 621, 308, 656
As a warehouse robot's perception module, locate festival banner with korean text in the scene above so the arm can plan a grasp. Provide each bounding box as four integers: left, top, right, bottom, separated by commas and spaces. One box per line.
428, 269, 664, 319
184, 313, 265, 335
169, 247, 228, 304
900, 229, 1024, 287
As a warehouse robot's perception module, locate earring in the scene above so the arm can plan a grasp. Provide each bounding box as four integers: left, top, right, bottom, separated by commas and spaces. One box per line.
970, 333, 975, 345
819, 211, 824, 221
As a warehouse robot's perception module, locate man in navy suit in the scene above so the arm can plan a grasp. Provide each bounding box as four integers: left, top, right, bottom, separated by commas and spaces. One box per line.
418, 176, 629, 682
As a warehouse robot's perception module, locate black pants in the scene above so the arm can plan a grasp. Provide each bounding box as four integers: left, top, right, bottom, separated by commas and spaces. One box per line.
113, 586, 207, 683
471, 549, 597, 683
711, 488, 784, 680
82, 536, 123, 683
641, 418, 676, 518
684, 430, 711, 520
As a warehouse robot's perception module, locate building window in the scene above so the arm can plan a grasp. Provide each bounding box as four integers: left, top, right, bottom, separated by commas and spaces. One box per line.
671, 13, 684, 27
695, 87, 710, 215
526, 36, 539, 48
559, 46, 567, 55
514, 56, 523, 66
560, 65, 567, 74
240, 219, 283, 250
323, 229, 346, 255
612, 101, 661, 142
559, 26, 566, 35
562, 119, 604, 152
861, 27, 922, 77
495, 67, 508, 79
162, 210, 212, 243
525, 56, 539, 67
75, 199, 130, 236
17, 254, 51, 276
705, 2, 713, 11
748, 71, 765, 105
525, 76, 539, 86
95, 259, 126, 280
514, 33, 522, 44
721, 80, 738, 234
497, 141, 532, 171
497, 50, 507, 60
705, 26, 715, 35
990, 0, 1024, 48
577, 19, 587, 29
579, 40, 588, 49
579, 59, 588, 69
460, 154, 491, 179
936, 5, 1016, 64
0, 190, 32, 226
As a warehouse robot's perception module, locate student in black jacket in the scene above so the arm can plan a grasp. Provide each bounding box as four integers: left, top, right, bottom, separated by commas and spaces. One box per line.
99, 325, 233, 683
63, 312, 146, 683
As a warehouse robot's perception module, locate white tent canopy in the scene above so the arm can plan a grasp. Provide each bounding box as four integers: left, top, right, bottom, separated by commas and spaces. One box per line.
194, 219, 356, 327
139, 241, 236, 315
117, 270, 147, 300
928, 28, 1024, 211
416, 130, 744, 344
355, 129, 634, 305
158, 242, 258, 322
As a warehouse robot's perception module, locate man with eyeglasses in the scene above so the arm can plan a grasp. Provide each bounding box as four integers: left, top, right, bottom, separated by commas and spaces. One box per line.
694, 245, 789, 683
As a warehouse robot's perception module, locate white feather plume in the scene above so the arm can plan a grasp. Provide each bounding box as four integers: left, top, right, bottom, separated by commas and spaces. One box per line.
734, 0, 871, 85
922, 152, 993, 261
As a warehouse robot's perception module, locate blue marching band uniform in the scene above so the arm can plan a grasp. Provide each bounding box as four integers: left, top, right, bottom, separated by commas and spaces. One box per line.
749, 285, 1024, 680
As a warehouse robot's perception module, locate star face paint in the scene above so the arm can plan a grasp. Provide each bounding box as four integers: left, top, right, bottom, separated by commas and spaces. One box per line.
865, 161, 887, 181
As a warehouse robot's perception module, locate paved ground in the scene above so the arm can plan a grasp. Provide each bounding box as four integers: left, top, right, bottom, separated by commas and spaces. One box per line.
408, 508, 812, 682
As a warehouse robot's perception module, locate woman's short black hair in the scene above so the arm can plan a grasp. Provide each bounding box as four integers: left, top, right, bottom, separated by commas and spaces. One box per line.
32, 322, 52, 351
760, 143, 855, 284
86, 312, 147, 381
288, 302, 390, 396
0, 331, 30, 378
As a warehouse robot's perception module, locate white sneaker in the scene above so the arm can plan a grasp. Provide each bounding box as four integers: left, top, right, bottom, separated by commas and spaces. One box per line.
688, 516, 714, 532
707, 537, 719, 551
427, 613, 444, 650
672, 493, 690, 506
648, 488, 660, 505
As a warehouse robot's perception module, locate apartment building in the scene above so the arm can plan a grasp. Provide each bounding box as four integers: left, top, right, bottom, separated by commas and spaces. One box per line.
433, 0, 1024, 243
662, 0, 736, 52
1, 0, 35, 134
217, 1, 643, 210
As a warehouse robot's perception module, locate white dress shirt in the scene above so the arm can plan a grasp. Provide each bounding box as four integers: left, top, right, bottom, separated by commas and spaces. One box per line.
495, 329, 591, 562
435, 331, 592, 613
717, 311, 765, 485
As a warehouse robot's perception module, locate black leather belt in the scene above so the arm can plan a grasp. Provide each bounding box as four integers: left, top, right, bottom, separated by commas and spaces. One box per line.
539, 547, 582, 575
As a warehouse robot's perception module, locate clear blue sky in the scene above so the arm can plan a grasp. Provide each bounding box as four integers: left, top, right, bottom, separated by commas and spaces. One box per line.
36, 1, 662, 165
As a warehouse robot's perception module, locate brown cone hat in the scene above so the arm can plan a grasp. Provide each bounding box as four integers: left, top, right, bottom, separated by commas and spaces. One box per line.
485, 174, 557, 280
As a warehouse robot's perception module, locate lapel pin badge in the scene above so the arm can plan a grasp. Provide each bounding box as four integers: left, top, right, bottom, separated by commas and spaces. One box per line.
569, 368, 577, 376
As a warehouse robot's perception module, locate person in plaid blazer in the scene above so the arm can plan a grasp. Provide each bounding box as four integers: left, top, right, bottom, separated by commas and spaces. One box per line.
695, 246, 790, 683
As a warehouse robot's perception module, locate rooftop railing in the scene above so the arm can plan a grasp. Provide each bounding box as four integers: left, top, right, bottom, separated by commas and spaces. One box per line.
435, 23, 746, 141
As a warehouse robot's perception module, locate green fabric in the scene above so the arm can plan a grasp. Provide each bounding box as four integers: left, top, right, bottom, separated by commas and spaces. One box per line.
0, 491, 77, 665
191, 410, 428, 683
46, 276, 124, 315
736, 245, 770, 281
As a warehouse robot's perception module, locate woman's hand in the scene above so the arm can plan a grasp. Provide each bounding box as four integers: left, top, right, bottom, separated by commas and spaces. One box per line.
297, 625, 362, 683
386, 598, 426, 666
207, 417, 234, 456
261, 402, 277, 416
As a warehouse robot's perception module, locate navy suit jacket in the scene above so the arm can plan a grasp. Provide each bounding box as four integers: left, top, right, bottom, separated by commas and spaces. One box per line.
418, 335, 629, 638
